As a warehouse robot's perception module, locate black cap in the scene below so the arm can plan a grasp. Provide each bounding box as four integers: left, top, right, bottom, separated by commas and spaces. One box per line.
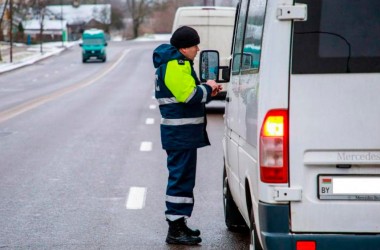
170, 26, 200, 49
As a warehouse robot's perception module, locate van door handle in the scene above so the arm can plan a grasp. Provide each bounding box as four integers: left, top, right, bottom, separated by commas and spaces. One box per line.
226, 97, 231, 102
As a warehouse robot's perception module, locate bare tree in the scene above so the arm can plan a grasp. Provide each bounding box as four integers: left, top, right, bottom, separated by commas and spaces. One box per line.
101, 5, 112, 32
126, 0, 155, 38
0, 0, 9, 61
149, 0, 211, 34
0, 0, 9, 33
149, 0, 177, 34
110, 4, 125, 31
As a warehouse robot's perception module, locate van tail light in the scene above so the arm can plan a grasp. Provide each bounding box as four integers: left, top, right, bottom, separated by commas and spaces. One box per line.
260, 109, 288, 183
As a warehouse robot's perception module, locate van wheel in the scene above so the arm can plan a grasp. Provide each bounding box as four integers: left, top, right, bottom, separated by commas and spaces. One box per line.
249, 206, 263, 250
223, 168, 247, 232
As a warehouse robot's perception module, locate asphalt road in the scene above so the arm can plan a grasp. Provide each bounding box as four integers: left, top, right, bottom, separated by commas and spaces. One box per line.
0, 41, 250, 249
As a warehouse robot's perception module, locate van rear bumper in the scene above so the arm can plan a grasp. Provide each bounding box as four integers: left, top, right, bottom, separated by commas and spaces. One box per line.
259, 202, 380, 250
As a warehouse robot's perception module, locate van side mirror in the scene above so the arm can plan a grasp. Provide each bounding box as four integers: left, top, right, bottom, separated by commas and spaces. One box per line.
233, 52, 254, 71
105, 42, 108, 46
79, 43, 83, 47
200, 50, 219, 82
242, 53, 254, 70
199, 50, 230, 83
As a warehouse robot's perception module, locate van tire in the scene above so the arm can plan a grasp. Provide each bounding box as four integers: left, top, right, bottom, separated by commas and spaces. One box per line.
223, 167, 247, 232
249, 206, 263, 250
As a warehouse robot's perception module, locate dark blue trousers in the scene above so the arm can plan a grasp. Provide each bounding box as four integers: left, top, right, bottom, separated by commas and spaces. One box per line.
165, 149, 197, 221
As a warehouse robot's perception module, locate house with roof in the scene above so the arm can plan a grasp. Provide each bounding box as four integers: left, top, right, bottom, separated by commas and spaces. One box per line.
22, 19, 68, 43
47, 4, 111, 41
1, 4, 111, 43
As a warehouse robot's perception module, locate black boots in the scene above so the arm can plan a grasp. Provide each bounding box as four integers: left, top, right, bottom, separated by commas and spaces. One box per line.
166, 218, 202, 245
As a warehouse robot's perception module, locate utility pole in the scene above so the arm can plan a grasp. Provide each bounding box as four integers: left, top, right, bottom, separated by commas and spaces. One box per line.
61, 0, 63, 47
9, 0, 13, 62
0, 0, 11, 62
38, 0, 45, 54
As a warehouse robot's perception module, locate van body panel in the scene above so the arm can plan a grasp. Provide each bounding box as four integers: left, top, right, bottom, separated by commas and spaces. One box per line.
289, 73, 380, 233
289, 0, 380, 234
238, 141, 259, 224
215, 0, 380, 247
225, 0, 293, 234
225, 130, 242, 209
225, 77, 241, 134
254, 0, 292, 203
224, 0, 250, 228
259, 204, 380, 250
238, 73, 259, 144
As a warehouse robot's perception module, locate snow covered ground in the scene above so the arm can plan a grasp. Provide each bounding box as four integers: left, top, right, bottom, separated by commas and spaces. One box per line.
0, 34, 171, 74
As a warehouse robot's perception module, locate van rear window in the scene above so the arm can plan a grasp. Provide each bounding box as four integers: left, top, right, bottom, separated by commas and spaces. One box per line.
292, 0, 380, 74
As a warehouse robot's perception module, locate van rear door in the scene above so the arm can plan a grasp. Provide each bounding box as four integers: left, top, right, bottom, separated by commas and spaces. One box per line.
289, 0, 380, 233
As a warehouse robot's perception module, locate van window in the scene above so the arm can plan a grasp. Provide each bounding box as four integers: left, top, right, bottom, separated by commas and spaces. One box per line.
241, 0, 266, 72
83, 38, 104, 45
292, 0, 380, 74
232, 0, 250, 74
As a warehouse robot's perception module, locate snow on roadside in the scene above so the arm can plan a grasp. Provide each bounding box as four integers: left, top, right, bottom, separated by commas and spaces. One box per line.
134, 34, 171, 42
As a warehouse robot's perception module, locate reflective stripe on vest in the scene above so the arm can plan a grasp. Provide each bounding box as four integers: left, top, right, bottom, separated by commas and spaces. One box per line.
157, 97, 178, 105
185, 88, 196, 103
166, 195, 194, 204
161, 117, 204, 126
166, 214, 189, 221
159, 85, 207, 105
199, 85, 207, 103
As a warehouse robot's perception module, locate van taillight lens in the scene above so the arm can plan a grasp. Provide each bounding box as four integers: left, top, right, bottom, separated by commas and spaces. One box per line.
260, 109, 288, 183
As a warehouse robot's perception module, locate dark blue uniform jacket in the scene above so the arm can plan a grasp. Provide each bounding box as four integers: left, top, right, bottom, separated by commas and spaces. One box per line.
153, 44, 212, 150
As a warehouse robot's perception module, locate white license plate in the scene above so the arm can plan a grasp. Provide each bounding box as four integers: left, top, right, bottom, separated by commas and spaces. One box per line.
318, 175, 380, 200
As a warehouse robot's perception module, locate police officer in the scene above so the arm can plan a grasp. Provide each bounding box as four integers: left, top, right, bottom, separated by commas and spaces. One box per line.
152, 26, 222, 245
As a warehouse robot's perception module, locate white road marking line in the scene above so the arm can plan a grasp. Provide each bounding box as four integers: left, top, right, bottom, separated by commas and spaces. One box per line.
0, 49, 131, 124
140, 141, 152, 151
149, 104, 156, 109
0, 88, 24, 92
126, 187, 147, 209
145, 118, 154, 125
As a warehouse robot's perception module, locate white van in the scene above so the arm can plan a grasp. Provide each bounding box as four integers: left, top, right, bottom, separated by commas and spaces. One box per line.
200, 0, 380, 249
172, 6, 236, 100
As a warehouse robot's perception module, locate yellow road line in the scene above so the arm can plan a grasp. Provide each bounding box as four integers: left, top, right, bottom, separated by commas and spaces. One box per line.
0, 49, 130, 124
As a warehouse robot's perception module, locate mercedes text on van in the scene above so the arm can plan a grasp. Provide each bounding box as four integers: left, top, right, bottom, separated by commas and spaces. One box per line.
200, 0, 380, 249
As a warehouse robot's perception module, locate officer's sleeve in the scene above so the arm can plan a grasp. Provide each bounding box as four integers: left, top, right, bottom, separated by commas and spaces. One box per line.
165, 60, 212, 103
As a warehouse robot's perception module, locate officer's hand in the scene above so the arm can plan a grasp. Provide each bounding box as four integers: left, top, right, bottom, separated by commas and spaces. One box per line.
206, 80, 221, 96
212, 84, 223, 97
